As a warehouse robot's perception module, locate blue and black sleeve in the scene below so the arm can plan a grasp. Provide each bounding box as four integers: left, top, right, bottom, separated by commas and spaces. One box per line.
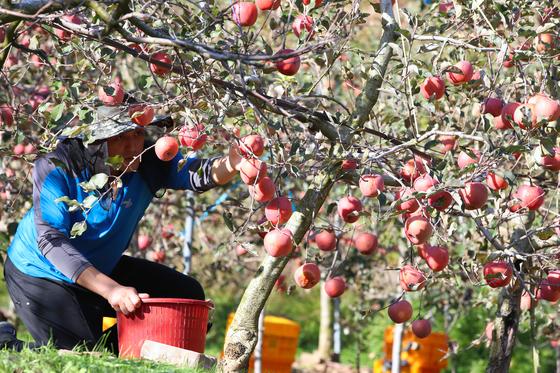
33, 156, 92, 283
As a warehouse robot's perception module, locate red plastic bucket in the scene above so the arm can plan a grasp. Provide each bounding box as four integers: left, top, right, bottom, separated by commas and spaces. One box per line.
117, 298, 213, 358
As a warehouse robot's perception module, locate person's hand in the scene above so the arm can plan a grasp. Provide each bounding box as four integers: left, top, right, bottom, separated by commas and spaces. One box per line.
105, 285, 149, 315
227, 143, 243, 172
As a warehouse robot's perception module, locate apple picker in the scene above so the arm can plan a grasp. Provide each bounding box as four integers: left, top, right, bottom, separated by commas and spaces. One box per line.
0, 99, 242, 353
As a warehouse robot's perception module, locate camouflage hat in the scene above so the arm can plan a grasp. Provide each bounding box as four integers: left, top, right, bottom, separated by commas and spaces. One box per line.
89, 105, 173, 143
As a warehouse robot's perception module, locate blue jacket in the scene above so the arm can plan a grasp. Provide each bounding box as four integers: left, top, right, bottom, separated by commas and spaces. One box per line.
7, 138, 217, 283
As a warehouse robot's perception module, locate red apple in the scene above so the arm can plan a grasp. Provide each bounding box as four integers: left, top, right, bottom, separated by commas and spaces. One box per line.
294, 263, 321, 289
155, 136, 179, 161
483, 261, 513, 288
493, 115, 513, 130
388, 300, 413, 323
23, 144, 36, 154
179, 123, 207, 151
98, 80, 124, 106
395, 187, 419, 213
501, 102, 521, 129
161, 224, 174, 239
128, 104, 155, 126
275, 274, 286, 292
150, 52, 172, 76
256, 0, 280, 9
400, 265, 426, 292
248, 176, 276, 202
265, 196, 292, 225
514, 185, 545, 210
459, 182, 488, 210
337, 196, 362, 223
411, 319, 432, 338
315, 229, 336, 251
535, 33, 557, 54
239, 158, 267, 184
534, 146, 560, 171
439, 135, 456, 153
404, 215, 432, 245
413, 174, 438, 193
275, 49, 301, 76
292, 15, 314, 38
446, 60, 474, 85
532, 94, 560, 122
0, 104, 14, 127
481, 97, 504, 117
457, 149, 480, 169
486, 172, 509, 191
236, 244, 248, 256
54, 14, 81, 41
232, 2, 258, 27
354, 232, 378, 255
427, 190, 453, 211
416, 243, 429, 260
400, 158, 427, 182
150, 250, 165, 263
420, 76, 445, 100
264, 228, 293, 257
424, 245, 449, 272
324, 277, 346, 298
301, 0, 322, 7
137, 235, 152, 250
513, 104, 537, 129
341, 158, 358, 170
520, 290, 538, 311
13, 143, 25, 156
359, 174, 384, 197
240, 134, 265, 157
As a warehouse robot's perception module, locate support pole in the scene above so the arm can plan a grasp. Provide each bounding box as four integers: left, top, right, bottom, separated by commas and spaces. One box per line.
182, 191, 194, 274
254, 309, 265, 373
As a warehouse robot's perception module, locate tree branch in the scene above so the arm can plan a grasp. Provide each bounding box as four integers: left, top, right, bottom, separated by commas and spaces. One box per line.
350, 0, 397, 128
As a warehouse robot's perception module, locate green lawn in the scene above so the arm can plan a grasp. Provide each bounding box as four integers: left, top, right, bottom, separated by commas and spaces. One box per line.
0, 344, 212, 373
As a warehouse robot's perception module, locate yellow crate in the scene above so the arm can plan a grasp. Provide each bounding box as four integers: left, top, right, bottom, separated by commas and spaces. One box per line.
376, 327, 448, 373
102, 317, 117, 332
224, 313, 300, 373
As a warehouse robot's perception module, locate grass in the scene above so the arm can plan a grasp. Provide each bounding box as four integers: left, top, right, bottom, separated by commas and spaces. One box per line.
0, 343, 213, 373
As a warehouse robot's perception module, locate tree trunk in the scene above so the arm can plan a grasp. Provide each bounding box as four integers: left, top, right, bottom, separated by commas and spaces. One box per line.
219, 169, 337, 372
317, 281, 332, 362
486, 216, 532, 373
218, 2, 397, 370
485, 284, 522, 373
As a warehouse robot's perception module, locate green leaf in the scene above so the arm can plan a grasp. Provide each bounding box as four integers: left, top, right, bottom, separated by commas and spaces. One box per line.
105, 155, 124, 169
177, 158, 187, 172
223, 212, 234, 232
55, 196, 81, 209
82, 195, 98, 209
90, 173, 109, 189
29, 35, 39, 50
50, 103, 65, 122
70, 221, 87, 238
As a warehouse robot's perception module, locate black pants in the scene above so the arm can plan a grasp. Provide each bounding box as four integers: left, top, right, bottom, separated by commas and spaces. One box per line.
3, 255, 205, 353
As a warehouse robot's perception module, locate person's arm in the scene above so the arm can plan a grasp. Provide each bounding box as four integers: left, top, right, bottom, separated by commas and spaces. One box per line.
210, 143, 243, 185
147, 143, 243, 192
76, 266, 149, 315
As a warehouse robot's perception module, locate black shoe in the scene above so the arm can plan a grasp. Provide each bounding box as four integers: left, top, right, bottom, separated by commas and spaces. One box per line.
0, 321, 24, 351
